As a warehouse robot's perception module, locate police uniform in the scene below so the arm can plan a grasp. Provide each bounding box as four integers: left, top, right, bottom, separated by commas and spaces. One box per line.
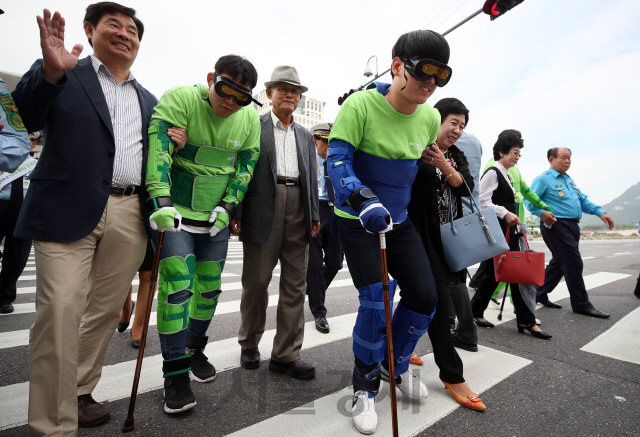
525, 168, 608, 315
306, 123, 343, 333
0, 77, 31, 314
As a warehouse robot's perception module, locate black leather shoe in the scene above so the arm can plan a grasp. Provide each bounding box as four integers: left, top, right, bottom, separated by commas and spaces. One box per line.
634, 279, 640, 298
269, 359, 316, 380
538, 300, 562, 309
575, 308, 610, 319
451, 335, 478, 352
315, 317, 330, 334
517, 324, 552, 339
240, 347, 261, 369
78, 394, 110, 427
0, 303, 14, 314
131, 331, 140, 349
117, 302, 135, 333
473, 318, 494, 328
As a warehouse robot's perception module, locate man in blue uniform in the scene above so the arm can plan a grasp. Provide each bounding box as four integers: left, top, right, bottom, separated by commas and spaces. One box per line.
525, 147, 614, 318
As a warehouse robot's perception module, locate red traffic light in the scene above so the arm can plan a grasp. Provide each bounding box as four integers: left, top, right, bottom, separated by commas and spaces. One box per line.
483, 0, 524, 20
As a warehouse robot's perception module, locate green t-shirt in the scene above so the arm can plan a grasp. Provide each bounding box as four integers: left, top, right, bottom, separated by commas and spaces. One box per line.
328, 87, 440, 219
146, 84, 260, 221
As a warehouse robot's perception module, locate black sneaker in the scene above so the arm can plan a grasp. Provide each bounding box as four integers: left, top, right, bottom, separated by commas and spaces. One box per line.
189, 350, 216, 383
164, 373, 196, 414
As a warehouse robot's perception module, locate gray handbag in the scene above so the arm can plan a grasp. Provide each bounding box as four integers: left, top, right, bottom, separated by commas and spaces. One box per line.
439, 173, 509, 272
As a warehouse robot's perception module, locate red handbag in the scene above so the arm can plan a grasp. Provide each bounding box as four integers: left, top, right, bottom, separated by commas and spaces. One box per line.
493, 226, 545, 286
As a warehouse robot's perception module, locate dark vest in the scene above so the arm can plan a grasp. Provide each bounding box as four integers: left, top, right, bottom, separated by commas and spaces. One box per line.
482, 166, 516, 238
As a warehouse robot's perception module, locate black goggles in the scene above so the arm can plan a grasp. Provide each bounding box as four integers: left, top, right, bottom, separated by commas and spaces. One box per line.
402, 58, 452, 87
214, 76, 262, 107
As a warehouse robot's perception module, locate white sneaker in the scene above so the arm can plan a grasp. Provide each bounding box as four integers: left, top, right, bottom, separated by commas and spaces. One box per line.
382, 367, 428, 400
352, 390, 377, 435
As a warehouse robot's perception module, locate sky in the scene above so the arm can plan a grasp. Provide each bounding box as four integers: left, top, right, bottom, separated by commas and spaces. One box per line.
2, 0, 640, 206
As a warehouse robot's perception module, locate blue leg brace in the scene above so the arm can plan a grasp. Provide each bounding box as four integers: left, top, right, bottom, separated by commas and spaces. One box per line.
383, 301, 435, 376
352, 280, 397, 366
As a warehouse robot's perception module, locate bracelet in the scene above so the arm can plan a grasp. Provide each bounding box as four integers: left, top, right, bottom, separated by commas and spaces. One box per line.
446, 170, 456, 179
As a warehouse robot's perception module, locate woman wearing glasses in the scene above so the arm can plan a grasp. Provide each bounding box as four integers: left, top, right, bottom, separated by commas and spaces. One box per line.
470, 135, 552, 339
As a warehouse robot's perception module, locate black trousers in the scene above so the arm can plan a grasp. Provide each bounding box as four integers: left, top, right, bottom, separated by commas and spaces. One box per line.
336, 217, 437, 316
428, 275, 465, 384
470, 234, 535, 326
537, 219, 593, 311
306, 201, 343, 318
0, 201, 32, 305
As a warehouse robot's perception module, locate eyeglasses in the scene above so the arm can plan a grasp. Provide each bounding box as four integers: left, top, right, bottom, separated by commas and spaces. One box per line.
402, 58, 452, 87
213, 75, 262, 107
275, 86, 302, 97
509, 151, 522, 158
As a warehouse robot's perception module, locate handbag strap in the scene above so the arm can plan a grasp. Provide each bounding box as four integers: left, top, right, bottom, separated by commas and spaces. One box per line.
505, 225, 532, 262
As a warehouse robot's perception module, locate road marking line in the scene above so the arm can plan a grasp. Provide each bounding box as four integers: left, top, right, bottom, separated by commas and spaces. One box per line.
581, 306, 640, 365
0, 312, 362, 430
226, 346, 531, 437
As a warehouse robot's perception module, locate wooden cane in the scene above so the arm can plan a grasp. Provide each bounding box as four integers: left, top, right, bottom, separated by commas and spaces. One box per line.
379, 233, 399, 437
122, 230, 165, 432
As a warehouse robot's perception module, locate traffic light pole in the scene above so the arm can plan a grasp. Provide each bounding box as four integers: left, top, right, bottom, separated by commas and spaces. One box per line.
360, 8, 483, 89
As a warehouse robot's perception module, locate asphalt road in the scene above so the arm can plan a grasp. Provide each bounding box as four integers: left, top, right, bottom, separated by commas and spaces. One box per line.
0, 239, 638, 436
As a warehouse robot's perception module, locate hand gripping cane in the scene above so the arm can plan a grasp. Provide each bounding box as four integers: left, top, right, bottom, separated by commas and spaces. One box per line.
122, 230, 165, 432
379, 233, 399, 437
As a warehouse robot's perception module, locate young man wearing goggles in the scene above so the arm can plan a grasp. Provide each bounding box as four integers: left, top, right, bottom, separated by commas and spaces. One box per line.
327, 30, 452, 434
145, 54, 260, 414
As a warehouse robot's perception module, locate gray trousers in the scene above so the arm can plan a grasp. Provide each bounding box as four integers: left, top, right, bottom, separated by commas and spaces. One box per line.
238, 185, 309, 362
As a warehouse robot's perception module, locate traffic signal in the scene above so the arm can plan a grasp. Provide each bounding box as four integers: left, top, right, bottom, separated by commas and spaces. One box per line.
337, 88, 363, 106
483, 0, 524, 20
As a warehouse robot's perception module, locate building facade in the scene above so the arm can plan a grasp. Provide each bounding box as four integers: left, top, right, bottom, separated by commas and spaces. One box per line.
252, 89, 325, 129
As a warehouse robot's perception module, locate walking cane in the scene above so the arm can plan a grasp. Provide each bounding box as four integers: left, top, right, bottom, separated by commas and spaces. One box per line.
122, 230, 165, 433
379, 233, 399, 437
497, 284, 509, 321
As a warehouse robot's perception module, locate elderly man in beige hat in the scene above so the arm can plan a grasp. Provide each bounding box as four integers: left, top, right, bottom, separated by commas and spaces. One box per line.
231, 65, 320, 379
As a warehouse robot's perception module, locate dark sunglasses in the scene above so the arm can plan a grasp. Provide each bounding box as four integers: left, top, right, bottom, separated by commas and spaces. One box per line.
402, 58, 452, 87
214, 76, 262, 107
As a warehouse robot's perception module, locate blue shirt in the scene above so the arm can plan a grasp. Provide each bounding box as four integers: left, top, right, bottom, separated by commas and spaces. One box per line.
316, 154, 329, 201
454, 131, 482, 216
0, 78, 30, 173
525, 168, 605, 219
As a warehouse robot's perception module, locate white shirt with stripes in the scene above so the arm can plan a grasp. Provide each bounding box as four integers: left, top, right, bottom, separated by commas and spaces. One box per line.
270, 110, 299, 179
91, 55, 143, 186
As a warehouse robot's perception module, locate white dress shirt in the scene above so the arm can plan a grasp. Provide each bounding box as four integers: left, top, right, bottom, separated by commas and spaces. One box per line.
270, 110, 299, 178
479, 161, 515, 219
91, 55, 143, 186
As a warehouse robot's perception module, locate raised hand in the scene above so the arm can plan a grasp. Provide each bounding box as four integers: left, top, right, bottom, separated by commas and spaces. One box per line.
37, 9, 83, 84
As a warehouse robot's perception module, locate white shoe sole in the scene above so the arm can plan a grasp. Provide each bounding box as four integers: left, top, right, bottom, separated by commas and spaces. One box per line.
189, 370, 217, 383
163, 400, 197, 414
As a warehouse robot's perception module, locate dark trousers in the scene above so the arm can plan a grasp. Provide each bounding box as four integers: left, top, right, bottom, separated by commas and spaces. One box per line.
337, 217, 437, 316
470, 235, 535, 326
306, 201, 343, 318
428, 276, 464, 384
0, 201, 32, 305
537, 219, 593, 311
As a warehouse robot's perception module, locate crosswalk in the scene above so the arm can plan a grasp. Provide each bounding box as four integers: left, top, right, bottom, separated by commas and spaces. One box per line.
0, 241, 637, 435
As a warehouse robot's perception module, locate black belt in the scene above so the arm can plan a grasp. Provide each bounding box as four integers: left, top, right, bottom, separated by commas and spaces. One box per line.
558, 218, 580, 223
277, 176, 300, 186
110, 185, 141, 196
320, 200, 335, 207
182, 217, 211, 228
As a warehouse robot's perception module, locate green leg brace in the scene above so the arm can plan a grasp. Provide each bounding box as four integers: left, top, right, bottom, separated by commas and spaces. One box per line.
163, 354, 191, 378
189, 260, 225, 321
157, 254, 196, 334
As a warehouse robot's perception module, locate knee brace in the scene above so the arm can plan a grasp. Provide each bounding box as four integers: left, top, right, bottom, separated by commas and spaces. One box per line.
157, 254, 196, 334
352, 280, 397, 366
189, 260, 224, 321
162, 354, 191, 378
384, 301, 435, 376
